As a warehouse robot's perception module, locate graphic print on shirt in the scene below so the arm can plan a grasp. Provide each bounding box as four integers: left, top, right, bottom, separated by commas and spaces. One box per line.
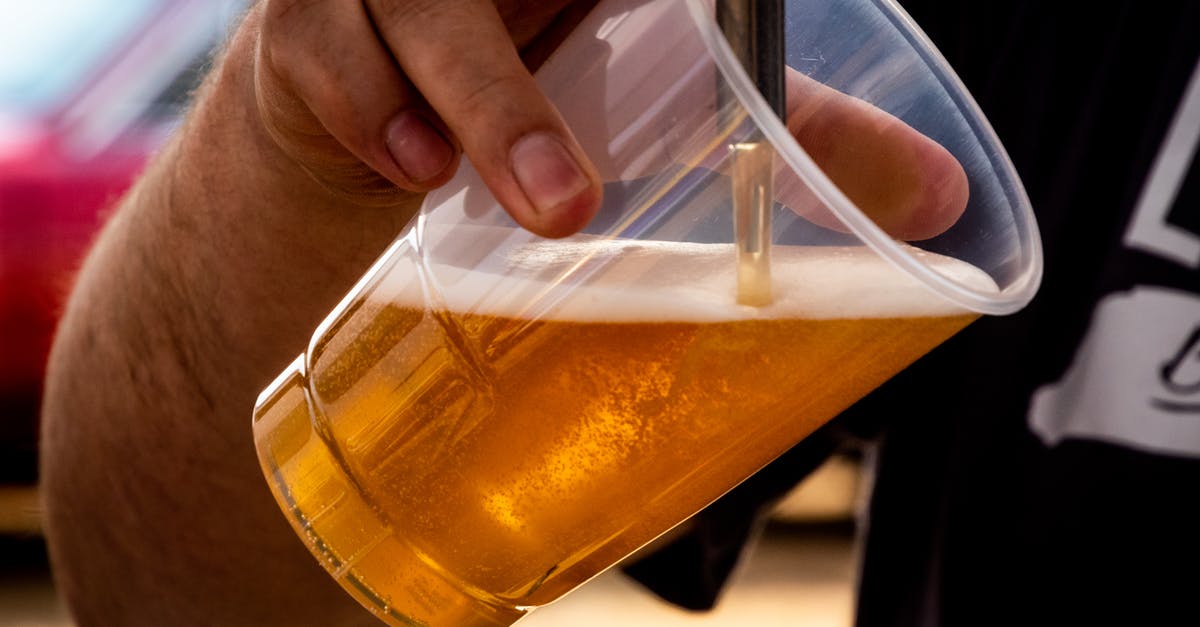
1124, 59, 1200, 269
1029, 288, 1200, 457
1028, 60, 1200, 458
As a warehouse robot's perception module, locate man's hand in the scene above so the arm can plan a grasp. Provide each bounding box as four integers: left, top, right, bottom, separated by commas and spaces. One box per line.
40, 3, 600, 626
255, 0, 602, 236
39, 2, 971, 625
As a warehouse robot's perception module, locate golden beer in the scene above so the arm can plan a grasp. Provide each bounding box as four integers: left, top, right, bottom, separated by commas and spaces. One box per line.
254, 237, 991, 626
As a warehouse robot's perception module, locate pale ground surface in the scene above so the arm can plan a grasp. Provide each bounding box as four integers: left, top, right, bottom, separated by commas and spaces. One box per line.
0, 456, 863, 626
522, 455, 863, 627
522, 526, 857, 627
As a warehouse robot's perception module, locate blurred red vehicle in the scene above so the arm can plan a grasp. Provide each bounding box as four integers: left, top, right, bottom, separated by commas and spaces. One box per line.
0, 0, 244, 483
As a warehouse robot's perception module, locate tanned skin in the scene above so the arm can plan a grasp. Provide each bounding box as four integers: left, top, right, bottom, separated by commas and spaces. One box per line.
40, 2, 600, 624
39, 1, 967, 624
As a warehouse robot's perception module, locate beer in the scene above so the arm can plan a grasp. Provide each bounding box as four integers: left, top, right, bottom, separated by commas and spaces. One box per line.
254, 236, 994, 626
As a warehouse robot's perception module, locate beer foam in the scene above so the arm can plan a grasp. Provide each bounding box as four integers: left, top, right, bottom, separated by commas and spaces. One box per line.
388, 230, 997, 321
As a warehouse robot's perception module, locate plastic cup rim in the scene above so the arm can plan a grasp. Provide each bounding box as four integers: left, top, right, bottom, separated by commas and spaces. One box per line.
683, 0, 1043, 316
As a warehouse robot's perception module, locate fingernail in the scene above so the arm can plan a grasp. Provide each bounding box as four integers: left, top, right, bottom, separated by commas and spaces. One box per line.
510, 133, 590, 215
386, 111, 454, 183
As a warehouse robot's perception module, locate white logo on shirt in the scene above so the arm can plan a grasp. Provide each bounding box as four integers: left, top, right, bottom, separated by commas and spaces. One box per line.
1028, 59, 1200, 457
1029, 288, 1200, 458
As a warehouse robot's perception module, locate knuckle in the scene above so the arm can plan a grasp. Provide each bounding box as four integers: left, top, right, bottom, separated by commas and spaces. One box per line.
258, 0, 333, 78
261, 0, 319, 44
262, 0, 324, 24
258, 17, 339, 100
364, 0, 448, 25
457, 72, 529, 122
258, 3, 302, 75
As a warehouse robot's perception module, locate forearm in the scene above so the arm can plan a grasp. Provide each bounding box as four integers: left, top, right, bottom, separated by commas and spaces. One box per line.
40, 12, 415, 625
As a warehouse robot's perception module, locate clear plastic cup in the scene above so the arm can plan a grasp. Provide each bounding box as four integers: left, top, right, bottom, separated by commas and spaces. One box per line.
252, 1, 1042, 625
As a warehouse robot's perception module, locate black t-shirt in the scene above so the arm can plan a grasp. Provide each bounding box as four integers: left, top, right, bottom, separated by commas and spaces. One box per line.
625, 2, 1200, 625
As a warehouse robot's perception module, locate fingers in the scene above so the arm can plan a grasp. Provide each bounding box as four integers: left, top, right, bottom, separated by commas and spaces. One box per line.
783, 68, 969, 241
258, 0, 460, 205
366, 0, 602, 238
257, 0, 958, 244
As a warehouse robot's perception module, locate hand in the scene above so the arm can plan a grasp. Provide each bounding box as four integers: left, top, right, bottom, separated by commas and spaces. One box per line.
782, 68, 969, 241
254, 0, 603, 237
39, 4, 606, 625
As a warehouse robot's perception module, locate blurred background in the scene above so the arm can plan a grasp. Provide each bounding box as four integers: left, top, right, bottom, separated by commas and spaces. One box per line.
2, 1, 248, 624
0, 1, 864, 624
